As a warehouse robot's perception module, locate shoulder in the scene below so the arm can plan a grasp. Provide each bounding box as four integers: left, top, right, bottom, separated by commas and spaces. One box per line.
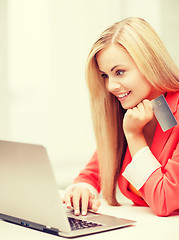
166, 91, 179, 100
165, 91, 179, 114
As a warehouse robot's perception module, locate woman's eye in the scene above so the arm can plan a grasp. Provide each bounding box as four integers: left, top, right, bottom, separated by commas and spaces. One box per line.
101, 74, 108, 80
116, 70, 125, 76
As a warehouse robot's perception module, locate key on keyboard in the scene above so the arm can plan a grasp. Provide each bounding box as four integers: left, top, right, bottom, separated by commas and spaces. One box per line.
68, 217, 103, 231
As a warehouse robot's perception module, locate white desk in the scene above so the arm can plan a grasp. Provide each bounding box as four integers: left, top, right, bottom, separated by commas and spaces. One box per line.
0, 194, 179, 240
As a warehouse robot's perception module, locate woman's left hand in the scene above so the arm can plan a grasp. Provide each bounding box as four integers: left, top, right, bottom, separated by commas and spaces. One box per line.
123, 99, 154, 137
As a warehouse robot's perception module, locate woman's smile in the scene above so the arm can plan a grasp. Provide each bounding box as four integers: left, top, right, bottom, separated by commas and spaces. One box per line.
96, 44, 162, 109
117, 91, 131, 101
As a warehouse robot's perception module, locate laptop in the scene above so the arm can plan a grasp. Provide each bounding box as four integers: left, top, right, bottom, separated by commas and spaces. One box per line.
0, 140, 135, 237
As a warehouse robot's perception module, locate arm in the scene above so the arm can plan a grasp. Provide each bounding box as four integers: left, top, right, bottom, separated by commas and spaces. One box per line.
123, 142, 179, 216
73, 152, 101, 193
123, 100, 179, 216
140, 141, 179, 216
63, 152, 101, 215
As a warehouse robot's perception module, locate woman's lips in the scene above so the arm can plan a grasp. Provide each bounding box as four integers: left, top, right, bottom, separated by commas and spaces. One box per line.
117, 91, 131, 101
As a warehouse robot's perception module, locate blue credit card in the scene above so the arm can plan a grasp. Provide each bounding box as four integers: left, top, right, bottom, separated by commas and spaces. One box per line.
151, 95, 177, 132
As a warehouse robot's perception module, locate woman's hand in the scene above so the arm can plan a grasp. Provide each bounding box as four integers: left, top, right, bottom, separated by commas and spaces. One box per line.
63, 186, 101, 216
123, 99, 154, 136
123, 99, 154, 157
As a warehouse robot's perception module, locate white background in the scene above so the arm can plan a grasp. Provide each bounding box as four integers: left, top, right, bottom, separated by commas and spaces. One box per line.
0, 0, 179, 188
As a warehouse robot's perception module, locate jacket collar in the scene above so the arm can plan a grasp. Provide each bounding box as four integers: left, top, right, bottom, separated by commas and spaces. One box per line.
151, 91, 179, 159
165, 91, 179, 114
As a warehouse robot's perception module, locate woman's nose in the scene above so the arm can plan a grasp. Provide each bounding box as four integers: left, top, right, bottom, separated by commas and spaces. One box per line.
106, 78, 121, 93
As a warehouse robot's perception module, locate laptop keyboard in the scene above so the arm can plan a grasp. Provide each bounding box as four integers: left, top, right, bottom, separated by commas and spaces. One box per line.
68, 217, 103, 231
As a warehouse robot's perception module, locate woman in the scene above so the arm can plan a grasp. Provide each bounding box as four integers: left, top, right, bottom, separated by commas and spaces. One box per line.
63, 17, 179, 217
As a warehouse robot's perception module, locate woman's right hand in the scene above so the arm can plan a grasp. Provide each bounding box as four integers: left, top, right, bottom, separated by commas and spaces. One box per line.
63, 186, 101, 216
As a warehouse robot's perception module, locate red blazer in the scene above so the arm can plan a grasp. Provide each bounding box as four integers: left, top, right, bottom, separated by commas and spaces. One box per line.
74, 91, 179, 216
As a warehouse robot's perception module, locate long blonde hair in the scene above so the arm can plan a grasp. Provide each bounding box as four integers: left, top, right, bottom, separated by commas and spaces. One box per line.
86, 17, 179, 205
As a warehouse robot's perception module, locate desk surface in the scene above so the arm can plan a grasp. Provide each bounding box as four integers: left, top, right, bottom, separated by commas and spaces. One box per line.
0, 194, 179, 240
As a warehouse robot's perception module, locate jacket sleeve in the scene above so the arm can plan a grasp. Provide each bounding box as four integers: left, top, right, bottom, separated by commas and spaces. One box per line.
123, 140, 179, 216
122, 95, 179, 217
73, 152, 101, 193
139, 141, 179, 216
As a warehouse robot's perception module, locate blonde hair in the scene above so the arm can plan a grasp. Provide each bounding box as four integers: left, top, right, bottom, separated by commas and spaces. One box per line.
86, 17, 179, 205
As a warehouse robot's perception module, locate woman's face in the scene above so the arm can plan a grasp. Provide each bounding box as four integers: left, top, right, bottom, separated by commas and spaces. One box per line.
96, 44, 161, 109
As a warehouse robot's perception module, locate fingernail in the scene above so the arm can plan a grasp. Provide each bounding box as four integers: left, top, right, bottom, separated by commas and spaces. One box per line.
93, 206, 98, 211
82, 211, 87, 216
75, 210, 79, 215
66, 203, 71, 208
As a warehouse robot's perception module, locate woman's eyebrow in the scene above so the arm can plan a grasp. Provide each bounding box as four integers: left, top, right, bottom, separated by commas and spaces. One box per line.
99, 65, 126, 73
111, 65, 119, 72
111, 65, 126, 72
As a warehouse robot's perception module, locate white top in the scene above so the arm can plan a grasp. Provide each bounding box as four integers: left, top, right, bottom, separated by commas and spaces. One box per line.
122, 146, 161, 190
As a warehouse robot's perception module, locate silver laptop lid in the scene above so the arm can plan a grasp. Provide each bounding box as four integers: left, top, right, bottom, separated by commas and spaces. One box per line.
0, 140, 71, 232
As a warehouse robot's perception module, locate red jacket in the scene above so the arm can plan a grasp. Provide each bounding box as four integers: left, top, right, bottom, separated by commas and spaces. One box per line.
74, 91, 179, 216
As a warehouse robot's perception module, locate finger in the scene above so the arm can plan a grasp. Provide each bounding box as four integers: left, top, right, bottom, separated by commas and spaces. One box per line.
129, 107, 140, 120
125, 108, 135, 118
63, 192, 72, 208
144, 99, 153, 111
91, 198, 101, 212
143, 99, 154, 119
86, 193, 95, 210
72, 189, 81, 215
136, 102, 146, 120
137, 102, 145, 111
81, 189, 91, 216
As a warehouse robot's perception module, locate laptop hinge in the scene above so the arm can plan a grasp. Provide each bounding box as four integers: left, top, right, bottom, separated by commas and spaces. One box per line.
43, 226, 59, 235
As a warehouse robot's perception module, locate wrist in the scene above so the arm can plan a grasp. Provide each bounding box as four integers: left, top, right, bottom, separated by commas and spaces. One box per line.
125, 131, 144, 142
125, 132, 147, 157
